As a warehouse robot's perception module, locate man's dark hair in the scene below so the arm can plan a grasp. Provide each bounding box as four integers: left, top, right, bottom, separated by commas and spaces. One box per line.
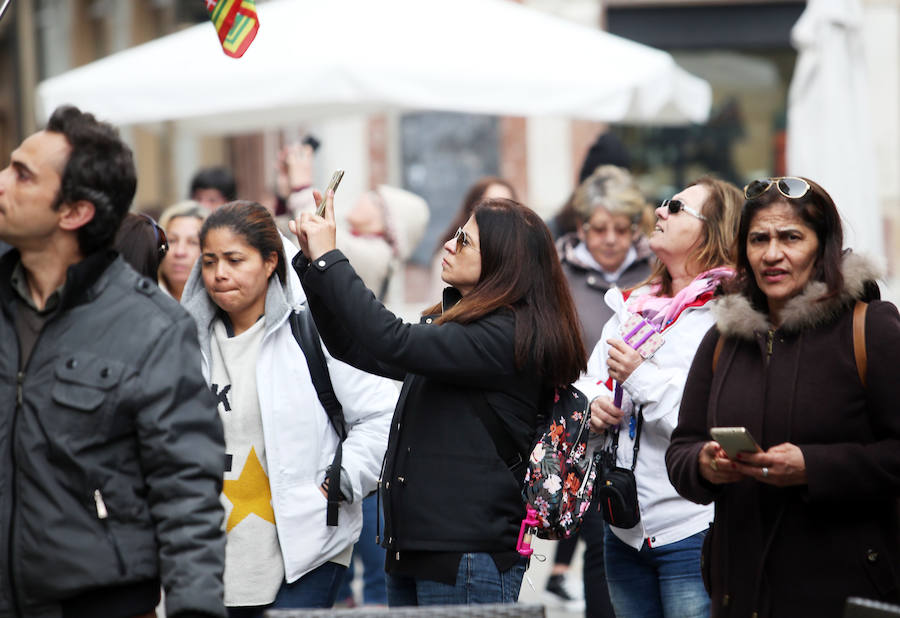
189, 166, 237, 202
46, 105, 137, 256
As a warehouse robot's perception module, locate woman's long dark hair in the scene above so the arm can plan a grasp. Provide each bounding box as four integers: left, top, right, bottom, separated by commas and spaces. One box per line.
114, 213, 164, 281
199, 201, 287, 284
433, 177, 517, 256
733, 176, 844, 309
428, 198, 586, 386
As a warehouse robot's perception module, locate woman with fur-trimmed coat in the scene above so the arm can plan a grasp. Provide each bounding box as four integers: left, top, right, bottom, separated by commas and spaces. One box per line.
667, 177, 900, 617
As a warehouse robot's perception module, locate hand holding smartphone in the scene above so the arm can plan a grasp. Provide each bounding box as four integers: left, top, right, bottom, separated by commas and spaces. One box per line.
710, 427, 762, 460
316, 170, 344, 218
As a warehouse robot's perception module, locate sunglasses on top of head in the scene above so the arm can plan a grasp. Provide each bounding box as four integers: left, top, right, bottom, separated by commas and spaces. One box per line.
743, 176, 811, 201
452, 227, 479, 253
140, 213, 169, 261
660, 199, 707, 221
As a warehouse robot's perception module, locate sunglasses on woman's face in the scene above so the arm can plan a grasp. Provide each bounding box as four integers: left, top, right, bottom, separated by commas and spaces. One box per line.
140, 213, 169, 261
743, 177, 810, 201
660, 199, 707, 221
452, 227, 479, 253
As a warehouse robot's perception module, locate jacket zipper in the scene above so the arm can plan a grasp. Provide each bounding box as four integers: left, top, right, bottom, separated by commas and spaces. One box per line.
7, 372, 25, 617
94, 489, 127, 575
766, 328, 775, 361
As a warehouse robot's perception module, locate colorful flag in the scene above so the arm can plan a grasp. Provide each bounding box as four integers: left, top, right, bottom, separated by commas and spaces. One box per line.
206, 0, 259, 59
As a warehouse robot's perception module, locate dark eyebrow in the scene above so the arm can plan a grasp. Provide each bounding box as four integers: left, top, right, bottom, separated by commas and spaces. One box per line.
202, 250, 245, 258
11, 160, 34, 177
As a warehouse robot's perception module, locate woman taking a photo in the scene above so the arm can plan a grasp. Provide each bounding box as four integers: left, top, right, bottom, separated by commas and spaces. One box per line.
667, 177, 900, 617
291, 193, 585, 606
180, 202, 396, 615
577, 177, 742, 618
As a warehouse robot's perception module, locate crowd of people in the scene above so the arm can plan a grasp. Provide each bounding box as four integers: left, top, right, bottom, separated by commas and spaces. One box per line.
0, 104, 898, 618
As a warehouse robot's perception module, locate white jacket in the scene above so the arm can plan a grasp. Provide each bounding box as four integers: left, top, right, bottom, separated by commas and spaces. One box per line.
575, 286, 715, 550
182, 235, 397, 581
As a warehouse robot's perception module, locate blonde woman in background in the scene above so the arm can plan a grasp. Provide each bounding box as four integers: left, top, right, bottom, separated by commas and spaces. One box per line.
554, 165, 654, 618
558, 165, 655, 351
158, 201, 207, 301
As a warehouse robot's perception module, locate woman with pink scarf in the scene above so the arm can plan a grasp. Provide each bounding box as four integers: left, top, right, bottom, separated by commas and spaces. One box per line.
576, 177, 742, 618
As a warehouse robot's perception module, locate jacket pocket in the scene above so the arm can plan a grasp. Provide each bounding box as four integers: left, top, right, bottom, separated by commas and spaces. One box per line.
861, 543, 899, 599
93, 488, 127, 576
51, 351, 125, 413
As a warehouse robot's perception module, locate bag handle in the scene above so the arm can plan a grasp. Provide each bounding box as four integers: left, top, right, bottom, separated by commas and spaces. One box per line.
608, 406, 644, 472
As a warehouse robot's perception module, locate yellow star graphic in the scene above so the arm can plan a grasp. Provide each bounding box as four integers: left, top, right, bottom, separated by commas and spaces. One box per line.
222, 446, 276, 532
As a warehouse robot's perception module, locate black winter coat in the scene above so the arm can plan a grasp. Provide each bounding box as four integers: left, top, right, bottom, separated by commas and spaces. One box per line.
0, 250, 226, 618
295, 250, 542, 559
667, 254, 900, 617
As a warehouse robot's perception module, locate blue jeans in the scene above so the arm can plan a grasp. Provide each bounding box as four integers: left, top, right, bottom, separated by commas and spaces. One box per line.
603, 526, 709, 618
386, 552, 527, 606
226, 561, 347, 617
336, 494, 387, 604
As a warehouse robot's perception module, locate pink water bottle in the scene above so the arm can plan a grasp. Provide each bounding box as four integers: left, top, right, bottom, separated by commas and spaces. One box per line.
516, 506, 539, 557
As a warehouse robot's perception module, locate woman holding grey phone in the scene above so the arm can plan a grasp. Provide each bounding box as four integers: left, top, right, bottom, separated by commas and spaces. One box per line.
575, 177, 742, 618
667, 177, 900, 616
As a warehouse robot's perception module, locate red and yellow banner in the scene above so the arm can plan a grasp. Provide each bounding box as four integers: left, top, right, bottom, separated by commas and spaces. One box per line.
206, 0, 259, 58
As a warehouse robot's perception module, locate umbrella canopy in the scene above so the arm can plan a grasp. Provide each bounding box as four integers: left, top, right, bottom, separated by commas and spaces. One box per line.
36, 0, 711, 133
787, 0, 883, 259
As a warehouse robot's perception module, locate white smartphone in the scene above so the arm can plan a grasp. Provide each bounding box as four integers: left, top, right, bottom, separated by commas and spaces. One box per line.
710, 427, 762, 460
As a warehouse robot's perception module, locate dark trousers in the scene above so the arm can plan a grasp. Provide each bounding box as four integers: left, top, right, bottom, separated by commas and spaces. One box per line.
581, 503, 616, 618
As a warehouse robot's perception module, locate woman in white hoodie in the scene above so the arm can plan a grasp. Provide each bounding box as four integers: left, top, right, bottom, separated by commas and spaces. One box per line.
576, 178, 742, 618
180, 201, 396, 617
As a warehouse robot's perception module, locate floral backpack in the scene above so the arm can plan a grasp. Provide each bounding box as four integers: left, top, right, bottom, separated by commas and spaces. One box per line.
470, 384, 601, 541
521, 385, 602, 539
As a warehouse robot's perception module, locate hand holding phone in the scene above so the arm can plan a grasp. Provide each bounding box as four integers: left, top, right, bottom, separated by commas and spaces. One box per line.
710, 427, 762, 460
316, 170, 344, 218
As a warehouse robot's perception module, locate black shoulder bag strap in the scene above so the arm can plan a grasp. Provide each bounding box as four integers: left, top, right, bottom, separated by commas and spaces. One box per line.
289, 308, 347, 526
468, 390, 527, 484
607, 406, 645, 472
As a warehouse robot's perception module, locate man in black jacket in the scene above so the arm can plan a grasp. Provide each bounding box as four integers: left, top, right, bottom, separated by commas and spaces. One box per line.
0, 106, 226, 617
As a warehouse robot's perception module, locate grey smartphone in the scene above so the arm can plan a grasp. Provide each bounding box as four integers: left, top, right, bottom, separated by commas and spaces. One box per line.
710, 427, 762, 460
316, 170, 344, 217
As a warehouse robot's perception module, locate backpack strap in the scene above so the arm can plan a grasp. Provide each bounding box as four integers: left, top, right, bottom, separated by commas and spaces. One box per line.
468, 390, 527, 483
289, 308, 347, 526
853, 300, 868, 388
712, 335, 724, 373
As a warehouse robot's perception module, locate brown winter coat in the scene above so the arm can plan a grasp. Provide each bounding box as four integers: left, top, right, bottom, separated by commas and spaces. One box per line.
666, 253, 900, 617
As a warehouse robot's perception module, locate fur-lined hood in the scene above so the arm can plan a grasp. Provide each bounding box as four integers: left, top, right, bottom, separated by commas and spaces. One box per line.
713, 252, 882, 340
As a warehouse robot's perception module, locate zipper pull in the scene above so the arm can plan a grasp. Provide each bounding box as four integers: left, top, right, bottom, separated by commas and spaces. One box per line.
93, 489, 109, 519
766, 328, 775, 357
16, 371, 24, 407
577, 457, 594, 498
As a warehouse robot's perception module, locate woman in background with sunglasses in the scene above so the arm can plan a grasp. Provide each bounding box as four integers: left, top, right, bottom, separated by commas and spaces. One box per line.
291, 193, 586, 607
576, 177, 742, 618
667, 177, 900, 617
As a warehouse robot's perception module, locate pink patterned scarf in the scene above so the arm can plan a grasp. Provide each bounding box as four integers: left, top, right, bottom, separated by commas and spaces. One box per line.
626, 267, 734, 331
